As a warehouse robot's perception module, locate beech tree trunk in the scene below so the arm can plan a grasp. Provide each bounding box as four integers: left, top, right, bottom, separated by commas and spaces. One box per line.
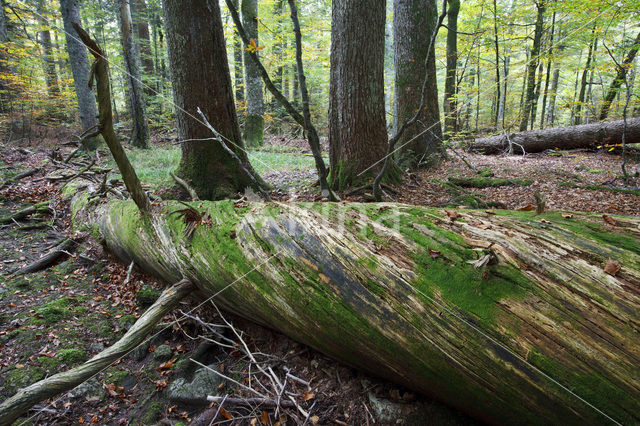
600, 31, 640, 121
519, 1, 544, 131
162, 0, 259, 200
443, 0, 460, 136
330, 0, 388, 189
241, 0, 264, 146
468, 117, 640, 154
67, 187, 640, 425
0, 0, 12, 113
59, 0, 100, 150
130, 0, 155, 90
231, 0, 244, 103
37, 0, 60, 97
120, 0, 150, 149
393, 0, 443, 165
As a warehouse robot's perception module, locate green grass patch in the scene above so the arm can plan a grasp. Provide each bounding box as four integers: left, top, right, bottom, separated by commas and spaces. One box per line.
103, 146, 325, 190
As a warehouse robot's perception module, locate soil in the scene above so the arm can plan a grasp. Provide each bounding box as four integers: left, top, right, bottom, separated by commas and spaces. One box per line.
0, 132, 638, 426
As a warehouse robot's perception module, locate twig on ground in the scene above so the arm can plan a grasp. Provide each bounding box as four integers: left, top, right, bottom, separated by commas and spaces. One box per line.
170, 171, 199, 201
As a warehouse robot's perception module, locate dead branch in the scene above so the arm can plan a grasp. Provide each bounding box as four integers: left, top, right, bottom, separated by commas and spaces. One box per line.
0, 202, 51, 225
12, 238, 77, 276
206, 395, 296, 408
170, 171, 199, 201
0, 280, 195, 426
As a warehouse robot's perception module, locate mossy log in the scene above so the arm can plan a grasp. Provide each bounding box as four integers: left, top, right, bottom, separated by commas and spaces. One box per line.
69, 189, 640, 425
467, 117, 640, 154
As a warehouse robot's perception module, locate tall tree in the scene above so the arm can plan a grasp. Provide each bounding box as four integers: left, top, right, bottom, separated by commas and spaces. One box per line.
0, 0, 12, 112
600, 30, 640, 121
59, 0, 100, 150
393, 0, 442, 166
231, 0, 244, 103
37, 0, 60, 97
574, 25, 597, 125
491, 0, 500, 129
539, 10, 555, 129
443, 0, 460, 135
241, 0, 264, 146
545, 68, 560, 125
130, 0, 155, 96
519, 0, 545, 131
162, 0, 259, 200
329, 0, 388, 189
120, 0, 149, 148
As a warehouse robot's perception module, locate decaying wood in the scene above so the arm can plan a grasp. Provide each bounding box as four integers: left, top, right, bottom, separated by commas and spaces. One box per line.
0, 279, 194, 426
170, 171, 199, 202
66, 184, 640, 425
467, 117, 640, 154
12, 238, 77, 276
72, 22, 151, 214
0, 201, 50, 225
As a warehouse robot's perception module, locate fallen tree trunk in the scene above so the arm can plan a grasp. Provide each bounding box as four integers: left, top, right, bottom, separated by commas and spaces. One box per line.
466, 117, 640, 154
66, 187, 639, 425
0, 279, 194, 425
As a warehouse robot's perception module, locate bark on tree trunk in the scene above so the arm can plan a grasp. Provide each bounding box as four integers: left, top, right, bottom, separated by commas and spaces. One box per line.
540, 11, 556, 130
467, 117, 640, 154
120, 0, 150, 149
37, 1, 60, 97
67, 189, 640, 426
575, 27, 597, 126
546, 68, 560, 125
393, 0, 443, 165
241, 0, 264, 146
519, 2, 544, 131
444, 0, 460, 136
162, 0, 259, 200
130, 0, 155, 94
328, 0, 389, 189
59, 0, 100, 150
0, 0, 11, 113
231, 0, 244, 103
600, 31, 640, 121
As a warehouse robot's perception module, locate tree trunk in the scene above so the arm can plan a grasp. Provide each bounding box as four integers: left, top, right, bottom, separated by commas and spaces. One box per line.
67, 189, 640, 426
329, 0, 388, 189
130, 0, 155, 92
393, 0, 443, 166
599, 31, 640, 121
231, 0, 244, 103
491, 0, 500, 130
575, 27, 597, 126
540, 11, 556, 129
120, 0, 150, 149
468, 117, 640, 154
444, 0, 460, 136
519, 1, 544, 131
37, 0, 60, 97
59, 0, 100, 150
546, 68, 560, 125
529, 62, 544, 129
0, 0, 12, 113
241, 0, 264, 146
162, 0, 259, 200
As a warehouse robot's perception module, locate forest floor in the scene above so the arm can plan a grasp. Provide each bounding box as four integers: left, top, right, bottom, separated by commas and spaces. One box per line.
0, 129, 638, 425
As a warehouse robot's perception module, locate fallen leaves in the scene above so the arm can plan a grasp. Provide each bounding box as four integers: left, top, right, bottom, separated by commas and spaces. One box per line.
156, 358, 177, 370
604, 259, 621, 276
301, 391, 315, 401
602, 215, 617, 226
444, 210, 459, 220
517, 204, 535, 211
